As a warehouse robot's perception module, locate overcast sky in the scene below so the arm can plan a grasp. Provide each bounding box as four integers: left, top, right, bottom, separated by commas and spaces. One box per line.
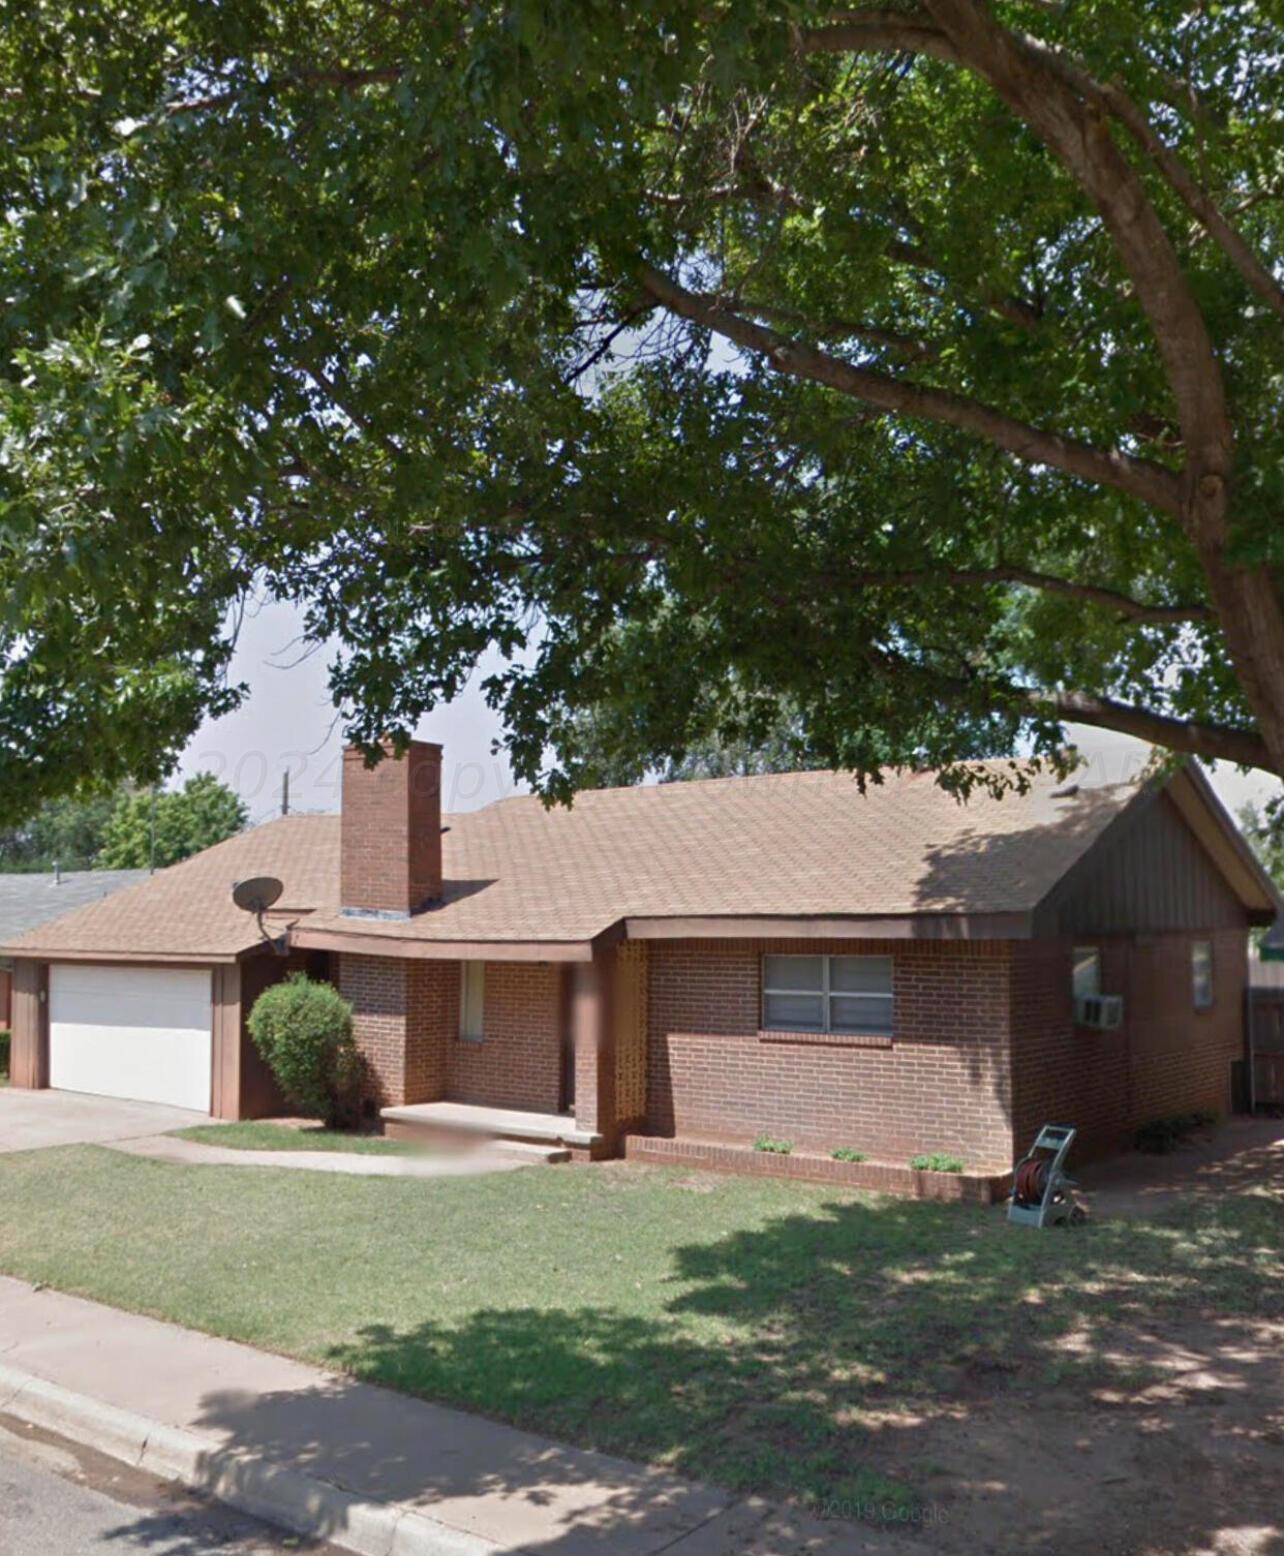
177, 594, 1284, 830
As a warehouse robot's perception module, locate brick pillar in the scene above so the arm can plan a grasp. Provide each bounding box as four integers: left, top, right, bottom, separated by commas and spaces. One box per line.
339, 954, 450, 1109
572, 943, 617, 1154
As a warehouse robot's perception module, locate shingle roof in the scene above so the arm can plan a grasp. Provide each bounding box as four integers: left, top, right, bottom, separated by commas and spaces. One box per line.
315, 763, 1147, 947
0, 869, 149, 945
2, 817, 339, 959
4, 760, 1259, 961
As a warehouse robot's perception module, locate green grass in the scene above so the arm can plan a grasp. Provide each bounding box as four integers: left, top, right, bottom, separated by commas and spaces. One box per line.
0, 1149, 1277, 1512
173, 1121, 417, 1156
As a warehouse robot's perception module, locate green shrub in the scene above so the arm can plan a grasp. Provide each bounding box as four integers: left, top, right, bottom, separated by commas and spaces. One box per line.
831, 1147, 867, 1163
753, 1136, 793, 1154
909, 1152, 964, 1173
248, 975, 360, 1125
0, 1027, 9, 1083
1134, 1109, 1217, 1154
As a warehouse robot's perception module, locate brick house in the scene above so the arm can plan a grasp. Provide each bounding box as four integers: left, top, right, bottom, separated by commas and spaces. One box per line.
4, 743, 1277, 1188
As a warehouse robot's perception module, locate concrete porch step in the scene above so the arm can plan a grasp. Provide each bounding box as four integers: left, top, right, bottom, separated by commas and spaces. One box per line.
490, 1139, 573, 1164
380, 1099, 601, 1151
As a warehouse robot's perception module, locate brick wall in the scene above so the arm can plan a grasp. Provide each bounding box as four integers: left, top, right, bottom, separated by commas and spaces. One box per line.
447, 962, 564, 1113
1010, 929, 1247, 1161
340, 953, 565, 1114
406, 960, 455, 1102
343, 929, 1248, 1154
339, 953, 453, 1107
645, 938, 1015, 1169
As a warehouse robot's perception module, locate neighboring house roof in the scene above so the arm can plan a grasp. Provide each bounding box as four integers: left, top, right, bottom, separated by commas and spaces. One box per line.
0, 869, 149, 950
4, 758, 1275, 964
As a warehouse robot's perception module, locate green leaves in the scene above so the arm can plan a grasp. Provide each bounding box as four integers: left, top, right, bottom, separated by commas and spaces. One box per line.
0, 0, 1280, 816
97, 772, 248, 869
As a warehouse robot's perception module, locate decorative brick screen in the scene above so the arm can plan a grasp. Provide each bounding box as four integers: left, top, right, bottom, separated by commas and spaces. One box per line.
614, 941, 648, 1125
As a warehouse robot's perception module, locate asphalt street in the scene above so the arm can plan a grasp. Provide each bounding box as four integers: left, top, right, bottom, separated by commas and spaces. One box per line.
0, 1413, 341, 1555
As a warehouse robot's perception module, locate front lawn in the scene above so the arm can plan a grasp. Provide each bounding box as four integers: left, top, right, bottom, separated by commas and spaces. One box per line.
0, 1149, 1278, 1547
173, 1121, 416, 1156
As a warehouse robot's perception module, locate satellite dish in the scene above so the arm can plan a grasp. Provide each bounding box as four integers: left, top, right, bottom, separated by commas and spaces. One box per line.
232, 876, 284, 914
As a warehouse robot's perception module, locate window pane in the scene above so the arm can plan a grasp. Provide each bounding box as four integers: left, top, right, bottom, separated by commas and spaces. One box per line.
1072, 947, 1101, 999
830, 993, 894, 1035
460, 961, 485, 1041
763, 955, 823, 993
1191, 941, 1213, 1008
830, 956, 893, 995
763, 991, 825, 1031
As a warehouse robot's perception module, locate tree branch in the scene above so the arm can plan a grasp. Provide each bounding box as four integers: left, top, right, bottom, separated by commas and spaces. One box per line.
1107, 91, 1284, 323
871, 646, 1270, 767
638, 263, 1182, 514
798, 12, 962, 63
832, 564, 1211, 624
1029, 688, 1269, 770
742, 300, 939, 361
1004, 36, 1284, 325
804, 6, 1276, 447
159, 65, 403, 118
920, 0, 1231, 473
298, 359, 405, 462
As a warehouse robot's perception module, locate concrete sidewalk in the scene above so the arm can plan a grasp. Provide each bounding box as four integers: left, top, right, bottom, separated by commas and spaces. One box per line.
0, 1276, 924, 1556
107, 1133, 532, 1179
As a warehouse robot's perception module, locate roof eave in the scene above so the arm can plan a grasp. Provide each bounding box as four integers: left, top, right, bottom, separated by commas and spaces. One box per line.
623, 911, 1035, 940
288, 925, 599, 962
0, 945, 242, 964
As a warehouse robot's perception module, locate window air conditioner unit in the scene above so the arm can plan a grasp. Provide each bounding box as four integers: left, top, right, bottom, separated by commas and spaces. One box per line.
1075, 993, 1124, 1031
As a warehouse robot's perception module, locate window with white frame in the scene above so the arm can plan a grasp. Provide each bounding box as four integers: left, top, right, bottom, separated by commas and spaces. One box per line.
1191, 940, 1214, 1009
761, 954, 894, 1036
1072, 947, 1101, 1000
459, 961, 486, 1042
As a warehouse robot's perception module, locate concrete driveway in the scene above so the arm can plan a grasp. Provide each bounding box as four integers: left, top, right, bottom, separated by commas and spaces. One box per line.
0, 1090, 208, 1153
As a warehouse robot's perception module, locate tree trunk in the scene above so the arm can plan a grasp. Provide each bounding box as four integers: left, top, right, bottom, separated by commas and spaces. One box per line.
1200, 550, 1284, 778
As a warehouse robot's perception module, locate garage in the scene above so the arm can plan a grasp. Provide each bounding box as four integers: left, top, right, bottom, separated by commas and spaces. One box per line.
49, 965, 212, 1112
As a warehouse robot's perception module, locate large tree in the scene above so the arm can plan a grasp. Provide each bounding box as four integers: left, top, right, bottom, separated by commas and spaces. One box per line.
2, 1, 1283, 810
97, 773, 247, 869
0, 790, 118, 872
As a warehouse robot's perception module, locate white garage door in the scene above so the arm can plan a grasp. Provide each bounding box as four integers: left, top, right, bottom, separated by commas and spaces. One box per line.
50, 965, 212, 1112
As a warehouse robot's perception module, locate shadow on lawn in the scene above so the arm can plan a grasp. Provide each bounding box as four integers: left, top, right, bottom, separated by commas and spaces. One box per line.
118, 1188, 1283, 1556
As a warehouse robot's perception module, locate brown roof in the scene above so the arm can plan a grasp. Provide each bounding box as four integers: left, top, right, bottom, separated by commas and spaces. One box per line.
6, 759, 1271, 962
306, 764, 1148, 949
4, 815, 339, 960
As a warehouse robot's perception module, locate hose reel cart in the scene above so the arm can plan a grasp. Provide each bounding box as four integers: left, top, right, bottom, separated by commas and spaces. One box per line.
1008, 1123, 1086, 1227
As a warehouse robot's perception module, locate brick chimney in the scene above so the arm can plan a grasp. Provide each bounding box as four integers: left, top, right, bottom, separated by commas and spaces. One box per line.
340, 740, 443, 917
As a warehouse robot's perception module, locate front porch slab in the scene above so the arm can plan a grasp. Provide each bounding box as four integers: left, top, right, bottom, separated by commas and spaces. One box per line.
381, 1100, 602, 1150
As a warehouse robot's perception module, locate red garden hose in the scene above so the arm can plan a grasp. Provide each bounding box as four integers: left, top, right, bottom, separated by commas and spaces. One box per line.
1014, 1156, 1049, 1205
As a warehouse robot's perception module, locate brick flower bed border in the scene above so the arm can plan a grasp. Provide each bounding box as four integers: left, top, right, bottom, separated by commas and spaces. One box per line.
621, 1133, 1013, 1205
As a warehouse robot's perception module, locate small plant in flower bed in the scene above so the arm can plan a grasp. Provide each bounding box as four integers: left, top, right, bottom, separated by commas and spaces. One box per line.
1134, 1109, 1217, 1154
909, 1152, 965, 1173
753, 1136, 793, 1154
831, 1147, 867, 1163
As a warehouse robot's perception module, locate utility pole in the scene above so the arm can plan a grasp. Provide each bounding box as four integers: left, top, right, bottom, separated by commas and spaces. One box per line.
282, 768, 290, 817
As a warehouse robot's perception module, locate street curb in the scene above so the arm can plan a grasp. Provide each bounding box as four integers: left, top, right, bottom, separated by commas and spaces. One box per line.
0, 1363, 506, 1556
